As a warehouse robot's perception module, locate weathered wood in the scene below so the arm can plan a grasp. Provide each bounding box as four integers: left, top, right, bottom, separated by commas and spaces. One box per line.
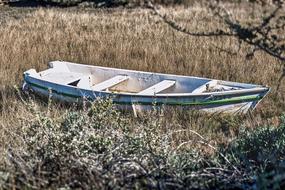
41, 72, 85, 85
92, 75, 130, 91
137, 80, 176, 96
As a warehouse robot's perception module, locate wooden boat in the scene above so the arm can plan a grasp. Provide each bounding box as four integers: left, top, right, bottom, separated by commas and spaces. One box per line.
23, 61, 270, 114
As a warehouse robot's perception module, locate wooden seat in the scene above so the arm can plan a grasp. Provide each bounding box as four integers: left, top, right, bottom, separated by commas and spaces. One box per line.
92, 75, 130, 91
137, 80, 176, 96
41, 72, 85, 85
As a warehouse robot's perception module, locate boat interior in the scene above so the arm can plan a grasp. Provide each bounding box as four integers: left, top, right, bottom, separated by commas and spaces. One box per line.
35, 61, 260, 95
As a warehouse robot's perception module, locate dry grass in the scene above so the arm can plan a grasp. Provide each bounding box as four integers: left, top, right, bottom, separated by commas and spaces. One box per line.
0, 3, 283, 156
0, 3, 284, 188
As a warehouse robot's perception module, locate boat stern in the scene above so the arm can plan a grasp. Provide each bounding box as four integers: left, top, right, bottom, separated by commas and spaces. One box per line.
22, 69, 39, 91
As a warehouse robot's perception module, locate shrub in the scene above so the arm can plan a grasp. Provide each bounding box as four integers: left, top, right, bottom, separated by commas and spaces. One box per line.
227, 115, 285, 189
1, 100, 235, 189
2, 99, 285, 189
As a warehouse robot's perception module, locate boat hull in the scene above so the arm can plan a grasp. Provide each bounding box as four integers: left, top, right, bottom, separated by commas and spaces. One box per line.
23, 74, 269, 114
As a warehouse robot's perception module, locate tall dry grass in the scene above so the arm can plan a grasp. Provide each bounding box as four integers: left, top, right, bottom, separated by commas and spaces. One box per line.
0, 3, 284, 188
0, 4, 283, 156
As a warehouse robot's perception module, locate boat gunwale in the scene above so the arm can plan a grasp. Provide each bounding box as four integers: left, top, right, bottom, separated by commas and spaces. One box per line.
24, 74, 270, 98
24, 79, 265, 108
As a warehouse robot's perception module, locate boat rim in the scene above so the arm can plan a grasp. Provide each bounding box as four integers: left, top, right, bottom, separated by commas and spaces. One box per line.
25, 74, 270, 98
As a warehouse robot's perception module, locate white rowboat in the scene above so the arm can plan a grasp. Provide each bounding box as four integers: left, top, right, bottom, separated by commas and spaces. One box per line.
23, 61, 270, 114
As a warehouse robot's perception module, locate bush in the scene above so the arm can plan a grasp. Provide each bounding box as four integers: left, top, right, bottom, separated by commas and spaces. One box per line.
0, 100, 231, 189
2, 99, 285, 189
4, 99, 125, 189
227, 115, 285, 189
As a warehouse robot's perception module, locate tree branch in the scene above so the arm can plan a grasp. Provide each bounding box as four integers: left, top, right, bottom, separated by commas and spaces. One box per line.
146, 0, 285, 62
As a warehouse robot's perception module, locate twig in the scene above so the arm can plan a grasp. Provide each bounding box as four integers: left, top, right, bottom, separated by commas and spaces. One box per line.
169, 128, 241, 174
146, 1, 285, 62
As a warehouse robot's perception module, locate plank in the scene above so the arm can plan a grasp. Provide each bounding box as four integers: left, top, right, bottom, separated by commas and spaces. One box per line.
41, 72, 85, 85
137, 80, 176, 96
92, 75, 130, 91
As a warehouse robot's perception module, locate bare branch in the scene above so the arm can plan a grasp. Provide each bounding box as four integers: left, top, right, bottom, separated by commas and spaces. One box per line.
146, 1, 234, 37
146, 0, 285, 62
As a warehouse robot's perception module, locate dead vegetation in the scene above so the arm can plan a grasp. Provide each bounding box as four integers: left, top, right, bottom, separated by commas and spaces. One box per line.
0, 2, 284, 189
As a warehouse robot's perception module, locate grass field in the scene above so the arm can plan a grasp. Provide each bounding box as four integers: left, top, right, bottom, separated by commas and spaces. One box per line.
0, 2, 284, 189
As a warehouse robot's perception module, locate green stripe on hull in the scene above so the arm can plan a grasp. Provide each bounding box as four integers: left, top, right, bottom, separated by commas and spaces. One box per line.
26, 81, 261, 106
118, 95, 261, 106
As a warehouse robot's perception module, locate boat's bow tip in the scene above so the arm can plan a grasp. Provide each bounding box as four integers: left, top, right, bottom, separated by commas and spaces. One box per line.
263, 85, 271, 93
